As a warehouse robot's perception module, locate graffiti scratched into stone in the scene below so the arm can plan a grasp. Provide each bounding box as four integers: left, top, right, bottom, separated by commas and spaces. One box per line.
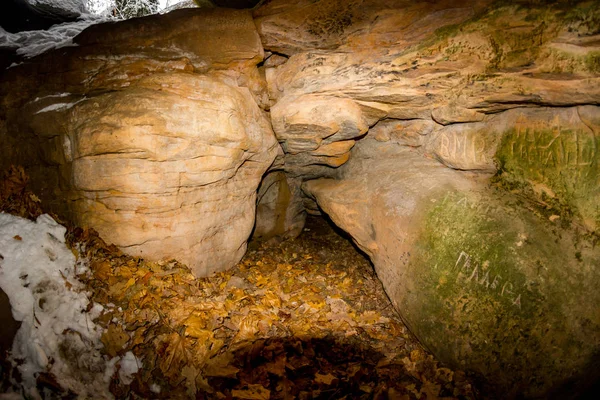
436, 131, 491, 166
453, 251, 522, 309
505, 114, 598, 177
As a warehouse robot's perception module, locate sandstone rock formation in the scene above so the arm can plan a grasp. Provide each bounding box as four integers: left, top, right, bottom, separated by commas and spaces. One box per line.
1, 0, 599, 397
304, 138, 600, 398
256, 0, 600, 396
253, 171, 306, 241
258, 0, 600, 185
0, 8, 279, 275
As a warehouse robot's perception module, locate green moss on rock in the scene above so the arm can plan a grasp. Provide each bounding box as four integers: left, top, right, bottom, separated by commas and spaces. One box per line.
401, 188, 600, 397
585, 51, 600, 73
495, 126, 600, 231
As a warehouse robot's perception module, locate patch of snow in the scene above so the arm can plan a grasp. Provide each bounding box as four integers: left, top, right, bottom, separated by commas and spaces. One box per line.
118, 351, 141, 385
0, 1, 195, 62
33, 93, 72, 102
0, 213, 138, 399
150, 383, 161, 393
35, 97, 86, 113
0, 16, 106, 60
27, 0, 89, 14
87, 0, 193, 15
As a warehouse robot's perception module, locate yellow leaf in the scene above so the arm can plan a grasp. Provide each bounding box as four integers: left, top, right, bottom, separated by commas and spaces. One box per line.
410, 349, 426, 362
360, 384, 373, 393
357, 311, 388, 325
184, 314, 208, 337
135, 267, 150, 278
233, 314, 260, 342
130, 327, 147, 347
92, 260, 112, 281
420, 380, 442, 398
100, 324, 129, 357
261, 292, 281, 308
265, 355, 286, 377
195, 372, 214, 394
204, 353, 239, 378
232, 384, 270, 400
116, 266, 134, 279
181, 365, 198, 397
159, 333, 188, 378
315, 373, 336, 385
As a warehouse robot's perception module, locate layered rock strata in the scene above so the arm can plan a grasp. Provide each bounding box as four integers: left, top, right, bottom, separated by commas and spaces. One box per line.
0, 8, 279, 275
256, 0, 600, 396
0, 1, 599, 396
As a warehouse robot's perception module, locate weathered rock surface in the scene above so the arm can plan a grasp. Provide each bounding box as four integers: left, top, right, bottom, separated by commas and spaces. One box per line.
0, 8, 279, 275
253, 171, 305, 241
259, 0, 600, 182
254, 0, 494, 56
304, 139, 600, 398
260, 0, 600, 396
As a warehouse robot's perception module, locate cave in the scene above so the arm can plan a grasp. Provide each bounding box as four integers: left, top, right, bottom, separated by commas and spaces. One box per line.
0, 0, 599, 399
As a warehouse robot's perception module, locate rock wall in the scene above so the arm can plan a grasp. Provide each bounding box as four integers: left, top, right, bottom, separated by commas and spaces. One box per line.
258, 0, 599, 180
0, 8, 279, 276
1, 1, 599, 396
304, 138, 600, 398
253, 171, 306, 241
256, 0, 600, 397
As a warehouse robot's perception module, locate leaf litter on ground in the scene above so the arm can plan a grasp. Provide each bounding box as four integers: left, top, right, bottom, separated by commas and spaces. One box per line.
0, 166, 478, 399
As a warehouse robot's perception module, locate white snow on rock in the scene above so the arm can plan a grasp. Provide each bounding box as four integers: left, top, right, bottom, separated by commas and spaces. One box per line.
35, 97, 86, 113
0, 1, 195, 62
0, 16, 104, 60
26, 0, 89, 14
0, 213, 136, 399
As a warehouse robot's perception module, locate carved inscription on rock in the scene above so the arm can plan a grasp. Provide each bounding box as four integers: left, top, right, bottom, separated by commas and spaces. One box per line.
428, 126, 499, 171
453, 251, 522, 309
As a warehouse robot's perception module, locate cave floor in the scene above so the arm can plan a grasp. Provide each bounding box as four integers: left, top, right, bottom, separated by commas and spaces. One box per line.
0, 173, 479, 399
58, 216, 475, 399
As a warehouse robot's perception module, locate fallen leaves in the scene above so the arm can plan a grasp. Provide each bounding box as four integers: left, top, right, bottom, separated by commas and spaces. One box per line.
65, 217, 478, 399
1, 168, 478, 399
232, 384, 271, 400
0, 166, 44, 220
101, 324, 129, 358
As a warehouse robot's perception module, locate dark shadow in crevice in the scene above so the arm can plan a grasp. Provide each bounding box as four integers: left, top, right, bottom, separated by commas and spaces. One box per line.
201, 336, 474, 400
309, 211, 376, 274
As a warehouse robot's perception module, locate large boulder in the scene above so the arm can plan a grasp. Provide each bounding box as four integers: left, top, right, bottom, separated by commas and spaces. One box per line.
0, 8, 279, 276
304, 137, 600, 398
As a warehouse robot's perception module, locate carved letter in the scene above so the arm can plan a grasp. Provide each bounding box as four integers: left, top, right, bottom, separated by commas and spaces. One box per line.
455, 251, 470, 271
491, 274, 501, 290
512, 294, 522, 309
479, 270, 491, 288
501, 282, 513, 296
439, 133, 451, 158
469, 264, 480, 282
